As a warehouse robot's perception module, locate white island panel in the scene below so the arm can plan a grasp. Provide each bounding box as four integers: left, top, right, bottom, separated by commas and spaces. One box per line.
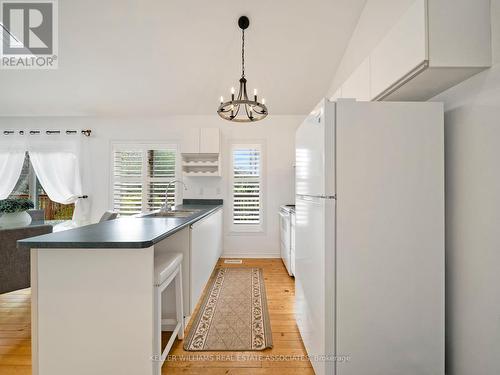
32, 247, 155, 375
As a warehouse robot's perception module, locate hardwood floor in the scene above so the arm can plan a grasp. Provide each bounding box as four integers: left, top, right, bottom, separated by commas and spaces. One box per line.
0, 259, 312, 374
163, 259, 313, 374
0, 288, 31, 375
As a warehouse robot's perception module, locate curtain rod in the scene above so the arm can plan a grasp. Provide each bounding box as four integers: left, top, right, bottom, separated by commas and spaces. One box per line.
2, 129, 92, 137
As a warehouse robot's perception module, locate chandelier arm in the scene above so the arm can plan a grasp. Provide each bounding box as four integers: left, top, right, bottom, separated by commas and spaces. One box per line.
237, 80, 243, 100
244, 104, 254, 120
242, 80, 249, 101
234, 103, 242, 118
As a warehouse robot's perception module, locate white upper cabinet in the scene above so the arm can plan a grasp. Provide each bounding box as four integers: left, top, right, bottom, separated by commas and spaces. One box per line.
199, 128, 220, 154
182, 128, 201, 154
341, 57, 371, 101
370, 0, 427, 99
370, 0, 491, 101
181, 128, 220, 154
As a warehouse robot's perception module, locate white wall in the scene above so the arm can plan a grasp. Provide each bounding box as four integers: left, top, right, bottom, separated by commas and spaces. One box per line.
0, 115, 302, 258
430, 1, 500, 374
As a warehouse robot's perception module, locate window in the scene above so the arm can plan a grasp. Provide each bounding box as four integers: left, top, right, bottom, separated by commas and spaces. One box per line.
8, 152, 75, 220
112, 144, 178, 216
231, 144, 263, 231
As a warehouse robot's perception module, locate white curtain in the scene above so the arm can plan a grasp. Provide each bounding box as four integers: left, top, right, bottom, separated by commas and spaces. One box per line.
0, 139, 27, 199
0, 150, 26, 199
28, 138, 89, 224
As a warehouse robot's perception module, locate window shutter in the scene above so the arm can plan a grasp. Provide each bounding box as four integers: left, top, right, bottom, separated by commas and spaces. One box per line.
112, 146, 178, 216
113, 150, 143, 215
147, 149, 177, 211
232, 146, 261, 225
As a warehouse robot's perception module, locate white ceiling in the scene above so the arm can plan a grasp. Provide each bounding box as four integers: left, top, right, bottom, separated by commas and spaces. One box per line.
0, 0, 366, 116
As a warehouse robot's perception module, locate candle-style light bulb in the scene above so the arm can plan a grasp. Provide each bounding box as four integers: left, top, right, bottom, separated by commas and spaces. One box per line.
231, 87, 235, 100
253, 88, 257, 102
220, 96, 224, 104
262, 98, 266, 105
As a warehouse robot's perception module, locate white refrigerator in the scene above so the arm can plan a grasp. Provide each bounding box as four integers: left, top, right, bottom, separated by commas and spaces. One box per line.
295, 99, 444, 375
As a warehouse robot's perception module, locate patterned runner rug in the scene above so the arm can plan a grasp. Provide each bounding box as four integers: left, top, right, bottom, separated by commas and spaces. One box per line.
183, 267, 273, 351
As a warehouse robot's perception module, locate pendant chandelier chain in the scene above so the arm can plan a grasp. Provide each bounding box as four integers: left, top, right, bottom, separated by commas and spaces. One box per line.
241, 29, 245, 78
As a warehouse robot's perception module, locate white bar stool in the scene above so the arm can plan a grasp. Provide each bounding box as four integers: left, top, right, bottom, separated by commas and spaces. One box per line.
153, 252, 184, 375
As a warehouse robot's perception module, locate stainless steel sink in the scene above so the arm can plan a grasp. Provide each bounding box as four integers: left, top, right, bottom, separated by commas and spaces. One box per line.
144, 209, 201, 218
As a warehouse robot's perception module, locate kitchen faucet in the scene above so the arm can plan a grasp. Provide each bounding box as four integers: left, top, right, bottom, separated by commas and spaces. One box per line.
161, 180, 187, 212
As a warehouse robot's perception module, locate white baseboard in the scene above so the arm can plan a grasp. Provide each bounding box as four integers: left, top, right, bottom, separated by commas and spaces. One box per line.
221, 253, 280, 259
161, 316, 191, 331
161, 318, 177, 331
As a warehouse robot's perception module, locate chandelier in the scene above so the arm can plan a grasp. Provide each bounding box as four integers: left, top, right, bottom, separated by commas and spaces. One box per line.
217, 16, 268, 123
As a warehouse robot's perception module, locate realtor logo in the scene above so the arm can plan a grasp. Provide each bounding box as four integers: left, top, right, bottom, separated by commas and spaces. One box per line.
0, 0, 58, 69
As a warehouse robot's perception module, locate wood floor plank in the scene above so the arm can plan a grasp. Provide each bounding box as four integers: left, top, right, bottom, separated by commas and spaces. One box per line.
0, 365, 32, 375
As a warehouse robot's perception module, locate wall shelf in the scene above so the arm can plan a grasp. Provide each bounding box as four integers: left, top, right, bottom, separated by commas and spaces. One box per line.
182, 161, 219, 167
181, 153, 221, 177
183, 171, 220, 177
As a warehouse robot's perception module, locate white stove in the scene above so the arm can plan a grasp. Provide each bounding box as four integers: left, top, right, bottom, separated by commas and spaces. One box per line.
279, 204, 295, 276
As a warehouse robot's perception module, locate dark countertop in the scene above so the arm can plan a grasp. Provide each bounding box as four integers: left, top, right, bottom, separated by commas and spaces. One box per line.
18, 203, 222, 250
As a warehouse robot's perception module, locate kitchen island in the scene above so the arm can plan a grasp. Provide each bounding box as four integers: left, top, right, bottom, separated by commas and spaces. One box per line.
18, 200, 223, 375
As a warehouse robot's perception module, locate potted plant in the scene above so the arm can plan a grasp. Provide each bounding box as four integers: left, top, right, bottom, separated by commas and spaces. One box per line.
0, 198, 35, 227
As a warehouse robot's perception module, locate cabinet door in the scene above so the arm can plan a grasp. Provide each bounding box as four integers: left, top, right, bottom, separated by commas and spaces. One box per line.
370, 0, 427, 99
190, 209, 223, 312
182, 128, 200, 153
341, 57, 371, 101
199, 128, 220, 154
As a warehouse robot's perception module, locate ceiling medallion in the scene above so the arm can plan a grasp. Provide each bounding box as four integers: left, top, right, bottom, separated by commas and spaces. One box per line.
217, 16, 268, 123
